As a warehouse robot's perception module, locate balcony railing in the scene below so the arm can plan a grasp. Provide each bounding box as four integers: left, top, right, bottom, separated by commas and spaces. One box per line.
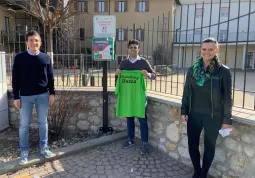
174, 31, 255, 43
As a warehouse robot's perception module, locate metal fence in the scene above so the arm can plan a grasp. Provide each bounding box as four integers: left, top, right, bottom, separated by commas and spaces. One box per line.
1, 0, 255, 111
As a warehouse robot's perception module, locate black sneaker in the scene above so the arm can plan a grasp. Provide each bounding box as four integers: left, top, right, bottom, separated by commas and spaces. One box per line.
140, 142, 149, 155
122, 140, 134, 149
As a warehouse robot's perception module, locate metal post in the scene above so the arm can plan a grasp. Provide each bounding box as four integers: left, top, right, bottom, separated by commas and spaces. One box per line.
100, 0, 113, 133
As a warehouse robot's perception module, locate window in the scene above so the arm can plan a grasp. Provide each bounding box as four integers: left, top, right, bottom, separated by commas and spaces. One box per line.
219, 30, 227, 42
77, 0, 88, 12
115, 1, 127, 12
4, 17, 9, 32
136, 29, 144, 41
194, 30, 201, 42
116, 28, 127, 41
95, 1, 108, 12
80, 28, 85, 40
221, 7, 229, 17
247, 52, 255, 69
136, 1, 149, 12
196, 8, 203, 18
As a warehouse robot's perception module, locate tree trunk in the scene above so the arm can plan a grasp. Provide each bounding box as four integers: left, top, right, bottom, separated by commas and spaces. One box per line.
46, 29, 54, 65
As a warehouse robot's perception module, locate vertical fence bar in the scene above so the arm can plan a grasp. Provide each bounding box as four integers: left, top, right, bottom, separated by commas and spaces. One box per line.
67, 20, 70, 86
151, 18, 154, 91
183, 5, 189, 85
155, 16, 159, 92
160, 13, 164, 92
146, 21, 150, 88
61, 23, 64, 88
54, 25, 59, 87
147, 20, 150, 61
232, 0, 241, 106
165, 11, 170, 93
191, 3, 197, 66
176, 5, 183, 95
200, 2, 204, 43
223, 0, 231, 65
208, 0, 213, 36
170, 8, 176, 94
216, 0, 222, 41
242, 0, 252, 108
143, 23, 145, 57
78, 20, 82, 87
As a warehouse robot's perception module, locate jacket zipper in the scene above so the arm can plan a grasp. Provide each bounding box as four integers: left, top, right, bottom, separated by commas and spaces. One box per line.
210, 66, 221, 119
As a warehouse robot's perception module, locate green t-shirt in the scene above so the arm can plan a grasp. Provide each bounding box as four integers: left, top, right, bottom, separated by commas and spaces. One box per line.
115, 70, 146, 118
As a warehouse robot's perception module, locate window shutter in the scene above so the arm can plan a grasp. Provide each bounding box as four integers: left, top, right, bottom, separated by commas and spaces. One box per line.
116, 29, 119, 41
145, 1, 149, 12
124, 29, 128, 41
74, 0, 78, 11
124, 1, 128, 12
105, 0, 108, 12
135, 1, 139, 12
84, 1, 88, 12
94, 1, 98, 12
115, 1, 119, 12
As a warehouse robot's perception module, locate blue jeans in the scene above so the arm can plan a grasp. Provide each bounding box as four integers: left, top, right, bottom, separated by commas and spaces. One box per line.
127, 105, 148, 143
19, 92, 49, 152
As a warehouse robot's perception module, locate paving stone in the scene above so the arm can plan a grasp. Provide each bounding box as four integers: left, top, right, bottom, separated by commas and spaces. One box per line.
2, 139, 193, 178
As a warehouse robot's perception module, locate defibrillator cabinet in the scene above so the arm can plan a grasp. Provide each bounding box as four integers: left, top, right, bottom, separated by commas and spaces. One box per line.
92, 37, 115, 61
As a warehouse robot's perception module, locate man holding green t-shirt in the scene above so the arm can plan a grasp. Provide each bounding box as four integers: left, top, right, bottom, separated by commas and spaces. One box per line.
115, 39, 156, 155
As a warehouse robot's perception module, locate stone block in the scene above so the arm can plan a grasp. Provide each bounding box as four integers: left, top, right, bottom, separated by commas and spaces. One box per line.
166, 142, 177, 151
166, 122, 180, 143
169, 106, 181, 119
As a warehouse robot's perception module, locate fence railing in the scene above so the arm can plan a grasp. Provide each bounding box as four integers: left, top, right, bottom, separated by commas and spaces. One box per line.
1, 0, 255, 111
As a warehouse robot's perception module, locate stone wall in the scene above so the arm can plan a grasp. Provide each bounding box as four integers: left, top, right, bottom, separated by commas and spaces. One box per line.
7, 90, 255, 177
140, 97, 255, 178
7, 90, 126, 134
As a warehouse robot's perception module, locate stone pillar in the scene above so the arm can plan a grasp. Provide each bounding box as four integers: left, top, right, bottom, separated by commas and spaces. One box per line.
0, 51, 9, 131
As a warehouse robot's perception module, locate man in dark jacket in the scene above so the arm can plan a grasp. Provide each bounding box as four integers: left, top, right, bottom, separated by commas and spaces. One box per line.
181, 38, 232, 178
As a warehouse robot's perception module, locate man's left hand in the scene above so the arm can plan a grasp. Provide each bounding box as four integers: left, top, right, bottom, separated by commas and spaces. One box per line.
49, 95, 55, 105
221, 124, 231, 130
141, 70, 150, 77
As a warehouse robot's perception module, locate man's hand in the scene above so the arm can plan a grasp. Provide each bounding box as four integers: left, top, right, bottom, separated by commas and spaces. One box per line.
14, 99, 20, 109
49, 95, 55, 105
141, 70, 150, 77
181, 115, 188, 122
221, 124, 231, 130
115, 69, 121, 76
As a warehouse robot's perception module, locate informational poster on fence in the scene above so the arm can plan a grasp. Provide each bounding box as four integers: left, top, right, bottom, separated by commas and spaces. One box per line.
93, 15, 116, 37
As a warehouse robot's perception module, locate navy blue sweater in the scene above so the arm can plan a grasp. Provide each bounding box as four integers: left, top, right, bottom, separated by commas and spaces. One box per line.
12, 51, 55, 100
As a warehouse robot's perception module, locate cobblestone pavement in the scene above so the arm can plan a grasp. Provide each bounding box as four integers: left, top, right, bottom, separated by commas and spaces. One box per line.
0, 139, 193, 178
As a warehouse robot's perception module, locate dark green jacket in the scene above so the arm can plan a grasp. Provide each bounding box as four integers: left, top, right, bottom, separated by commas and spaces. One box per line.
181, 64, 233, 125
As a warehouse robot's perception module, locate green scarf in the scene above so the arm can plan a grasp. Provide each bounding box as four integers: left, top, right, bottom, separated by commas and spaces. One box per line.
193, 55, 220, 86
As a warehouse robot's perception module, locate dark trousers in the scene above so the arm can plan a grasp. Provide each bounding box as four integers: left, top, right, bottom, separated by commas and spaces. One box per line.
187, 112, 222, 178
127, 112, 148, 143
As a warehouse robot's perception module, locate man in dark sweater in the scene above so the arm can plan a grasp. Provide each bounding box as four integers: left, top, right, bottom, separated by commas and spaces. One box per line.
115, 39, 156, 155
12, 30, 55, 165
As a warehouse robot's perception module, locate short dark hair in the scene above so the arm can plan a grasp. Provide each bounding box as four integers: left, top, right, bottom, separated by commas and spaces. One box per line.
128, 39, 140, 48
202, 37, 219, 48
26, 30, 41, 41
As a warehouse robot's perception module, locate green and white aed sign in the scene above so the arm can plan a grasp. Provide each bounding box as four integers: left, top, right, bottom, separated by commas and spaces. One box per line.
92, 37, 115, 61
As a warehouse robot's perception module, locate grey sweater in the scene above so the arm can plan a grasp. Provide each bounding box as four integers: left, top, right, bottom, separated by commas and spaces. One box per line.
118, 58, 156, 80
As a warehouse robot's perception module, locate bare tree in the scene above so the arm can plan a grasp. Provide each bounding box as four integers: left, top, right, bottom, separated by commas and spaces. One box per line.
1, 0, 91, 57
